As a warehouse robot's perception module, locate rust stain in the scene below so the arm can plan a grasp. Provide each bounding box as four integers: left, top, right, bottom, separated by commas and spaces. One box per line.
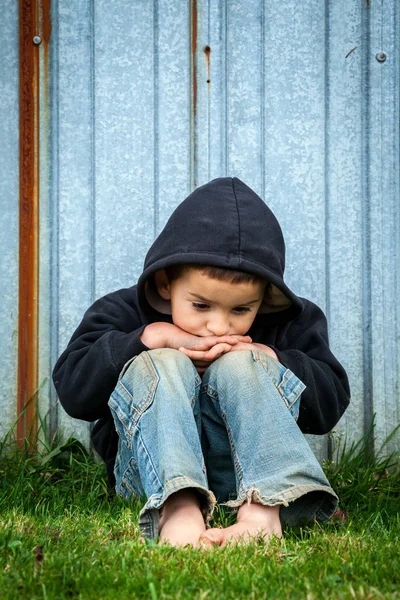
191, 0, 197, 188
203, 45, 211, 88
18, 0, 42, 447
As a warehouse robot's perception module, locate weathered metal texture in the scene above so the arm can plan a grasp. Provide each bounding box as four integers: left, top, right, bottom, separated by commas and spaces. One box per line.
324, 0, 366, 456
0, 1, 20, 440
3, 0, 397, 458
368, 0, 400, 457
47, 0, 96, 444
37, 0, 53, 439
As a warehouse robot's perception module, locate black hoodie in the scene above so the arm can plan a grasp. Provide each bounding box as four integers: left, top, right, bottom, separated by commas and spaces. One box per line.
53, 177, 350, 485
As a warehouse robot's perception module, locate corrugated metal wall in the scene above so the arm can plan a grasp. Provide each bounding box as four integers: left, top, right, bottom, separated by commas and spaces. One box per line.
1, 0, 399, 461
0, 1, 19, 437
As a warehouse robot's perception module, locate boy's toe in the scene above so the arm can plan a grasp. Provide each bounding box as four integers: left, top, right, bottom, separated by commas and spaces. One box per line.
198, 538, 215, 550
199, 528, 224, 547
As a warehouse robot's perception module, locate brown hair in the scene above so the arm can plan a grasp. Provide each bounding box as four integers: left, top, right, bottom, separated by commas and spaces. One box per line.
165, 264, 265, 286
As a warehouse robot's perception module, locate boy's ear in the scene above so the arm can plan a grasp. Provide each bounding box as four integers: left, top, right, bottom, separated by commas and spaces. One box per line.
154, 269, 171, 300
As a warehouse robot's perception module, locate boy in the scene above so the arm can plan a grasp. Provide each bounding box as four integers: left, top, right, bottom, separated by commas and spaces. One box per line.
53, 177, 350, 548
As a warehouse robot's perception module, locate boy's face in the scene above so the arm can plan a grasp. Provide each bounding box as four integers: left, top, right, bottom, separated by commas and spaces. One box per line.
155, 269, 265, 337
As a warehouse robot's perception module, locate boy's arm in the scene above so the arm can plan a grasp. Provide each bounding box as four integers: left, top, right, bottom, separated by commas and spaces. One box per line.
140, 322, 250, 352
271, 300, 350, 435
52, 291, 150, 422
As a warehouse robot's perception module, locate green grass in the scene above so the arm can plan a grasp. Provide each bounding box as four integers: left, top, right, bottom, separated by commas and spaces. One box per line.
0, 424, 399, 599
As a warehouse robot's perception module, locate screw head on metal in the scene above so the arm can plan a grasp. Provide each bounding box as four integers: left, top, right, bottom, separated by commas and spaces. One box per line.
375, 52, 387, 63
33, 36, 42, 45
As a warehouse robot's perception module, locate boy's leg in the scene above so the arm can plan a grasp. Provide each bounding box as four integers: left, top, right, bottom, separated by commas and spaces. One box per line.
108, 349, 216, 544
199, 350, 338, 545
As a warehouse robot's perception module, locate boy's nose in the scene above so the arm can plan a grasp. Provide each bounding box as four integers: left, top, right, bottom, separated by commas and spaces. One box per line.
206, 317, 230, 336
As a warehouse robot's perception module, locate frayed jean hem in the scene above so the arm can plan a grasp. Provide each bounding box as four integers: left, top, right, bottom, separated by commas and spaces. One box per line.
138, 477, 217, 541
221, 483, 338, 525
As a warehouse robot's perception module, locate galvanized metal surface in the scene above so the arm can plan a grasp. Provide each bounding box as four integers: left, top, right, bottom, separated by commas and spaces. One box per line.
0, 1, 19, 438
368, 0, 400, 457
1, 0, 399, 461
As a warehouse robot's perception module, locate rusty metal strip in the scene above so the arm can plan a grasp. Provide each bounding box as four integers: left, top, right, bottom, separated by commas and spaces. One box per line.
17, 0, 41, 446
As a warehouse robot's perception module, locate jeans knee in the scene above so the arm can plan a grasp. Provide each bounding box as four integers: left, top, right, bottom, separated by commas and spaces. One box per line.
208, 350, 254, 376
212, 349, 281, 379
118, 349, 195, 389
202, 351, 254, 397
205, 350, 281, 394
110, 349, 201, 437
147, 347, 191, 366
145, 348, 199, 380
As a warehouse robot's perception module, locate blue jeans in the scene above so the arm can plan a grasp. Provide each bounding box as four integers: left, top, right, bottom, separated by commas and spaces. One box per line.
108, 349, 338, 540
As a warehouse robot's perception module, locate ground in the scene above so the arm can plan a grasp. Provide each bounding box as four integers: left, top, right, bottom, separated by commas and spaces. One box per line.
0, 433, 399, 599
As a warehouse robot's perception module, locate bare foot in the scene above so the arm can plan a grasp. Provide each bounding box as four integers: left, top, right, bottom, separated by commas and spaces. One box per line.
158, 489, 207, 548
200, 502, 282, 547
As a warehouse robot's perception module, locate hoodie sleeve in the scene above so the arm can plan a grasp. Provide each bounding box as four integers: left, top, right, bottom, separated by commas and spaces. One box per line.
272, 300, 350, 435
52, 290, 149, 422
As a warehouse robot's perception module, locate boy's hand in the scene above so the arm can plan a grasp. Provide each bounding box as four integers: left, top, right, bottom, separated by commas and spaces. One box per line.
179, 342, 278, 373
140, 322, 251, 353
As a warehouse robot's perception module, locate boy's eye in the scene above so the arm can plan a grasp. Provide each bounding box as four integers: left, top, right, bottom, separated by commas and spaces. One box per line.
191, 303, 251, 313
192, 302, 210, 310
232, 307, 251, 314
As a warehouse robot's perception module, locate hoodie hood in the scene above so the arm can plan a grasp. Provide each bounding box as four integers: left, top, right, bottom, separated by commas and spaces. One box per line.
137, 177, 303, 317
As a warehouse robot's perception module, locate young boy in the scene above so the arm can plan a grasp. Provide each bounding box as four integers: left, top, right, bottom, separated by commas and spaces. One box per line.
53, 177, 350, 548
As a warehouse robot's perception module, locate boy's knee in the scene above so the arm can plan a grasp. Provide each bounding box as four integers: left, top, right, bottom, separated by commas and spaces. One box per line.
210, 349, 255, 374
206, 349, 278, 386
119, 349, 194, 385
145, 348, 198, 380
204, 350, 253, 389
147, 347, 191, 366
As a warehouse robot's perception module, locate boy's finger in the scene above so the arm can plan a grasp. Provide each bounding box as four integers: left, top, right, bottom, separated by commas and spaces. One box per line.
236, 335, 252, 343
180, 338, 251, 356
187, 337, 233, 351
209, 335, 244, 344
193, 336, 236, 348
188, 335, 251, 350
185, 340, 216, 351
204, 343, 231, 360
209, 335, 251, 345
178, 347, 208, 360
